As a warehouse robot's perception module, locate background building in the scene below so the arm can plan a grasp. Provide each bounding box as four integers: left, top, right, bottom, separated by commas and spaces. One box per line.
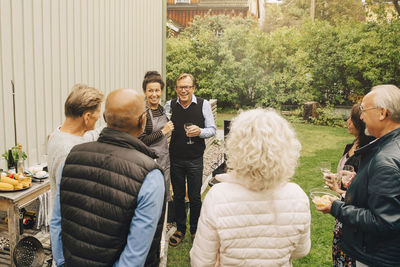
0, 0, 166, 169
167, 0, 262, 34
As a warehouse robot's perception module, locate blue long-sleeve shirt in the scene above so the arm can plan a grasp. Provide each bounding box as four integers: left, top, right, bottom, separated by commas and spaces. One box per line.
165, 95, 216, 138
50, 168, 165, 267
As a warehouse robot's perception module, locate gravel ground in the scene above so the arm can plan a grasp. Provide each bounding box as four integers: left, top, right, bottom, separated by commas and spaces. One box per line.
202, 139, 225, 185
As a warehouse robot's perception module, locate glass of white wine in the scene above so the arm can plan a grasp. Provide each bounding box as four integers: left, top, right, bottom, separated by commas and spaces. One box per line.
184, 123, 194, 144
320, 161, 331, 188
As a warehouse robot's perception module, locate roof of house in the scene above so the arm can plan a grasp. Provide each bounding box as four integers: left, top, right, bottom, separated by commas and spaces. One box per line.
198, 0, 248, 7
169, 0, 249, 8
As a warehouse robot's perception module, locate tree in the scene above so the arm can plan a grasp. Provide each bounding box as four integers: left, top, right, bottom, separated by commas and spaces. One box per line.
262, 0, 365, 33
365, 0, 400, 20
167, 14, 400, 108
315, 0, 365, 23
262, 0, 310, 33
167, 15, 266, 107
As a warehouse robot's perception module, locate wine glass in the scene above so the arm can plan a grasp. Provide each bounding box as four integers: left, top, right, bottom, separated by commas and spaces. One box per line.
184, 123, 194, 144
165, 112, 172, 121
339, 165, 355, 188
320, 161, 331, 176
320, 161, 331, 188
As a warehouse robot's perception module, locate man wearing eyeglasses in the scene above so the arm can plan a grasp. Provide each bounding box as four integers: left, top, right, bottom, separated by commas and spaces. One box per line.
165, 73, 216, 247
317, 84, 400, 267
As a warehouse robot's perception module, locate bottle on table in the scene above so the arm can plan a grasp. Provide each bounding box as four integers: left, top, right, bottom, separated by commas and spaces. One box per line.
17, 145, 24, 174
7, 149, 16, 173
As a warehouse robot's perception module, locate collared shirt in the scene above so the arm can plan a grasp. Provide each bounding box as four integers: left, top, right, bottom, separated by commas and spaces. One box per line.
50, 167, 164, 267
165, 95, 216, 138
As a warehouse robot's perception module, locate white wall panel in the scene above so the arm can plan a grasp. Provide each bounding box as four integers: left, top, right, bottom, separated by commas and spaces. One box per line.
0, 0, 165, 169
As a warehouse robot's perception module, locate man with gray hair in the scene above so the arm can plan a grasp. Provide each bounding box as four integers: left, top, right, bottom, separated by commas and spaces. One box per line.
50, 89, 165, 267
317, 84, 400, 267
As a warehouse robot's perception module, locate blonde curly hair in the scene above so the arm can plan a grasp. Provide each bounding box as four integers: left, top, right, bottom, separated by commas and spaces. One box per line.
226, 108, 301, 191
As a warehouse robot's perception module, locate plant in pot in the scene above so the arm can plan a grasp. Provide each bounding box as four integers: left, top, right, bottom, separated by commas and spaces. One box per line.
2, 145, 27, 171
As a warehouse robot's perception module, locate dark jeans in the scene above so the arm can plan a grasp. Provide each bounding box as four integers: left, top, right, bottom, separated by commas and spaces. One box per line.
170, 156, 203, 235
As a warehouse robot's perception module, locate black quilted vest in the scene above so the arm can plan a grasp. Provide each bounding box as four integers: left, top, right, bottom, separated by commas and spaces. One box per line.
169, 97, 205, 159
60, 127, 165, 267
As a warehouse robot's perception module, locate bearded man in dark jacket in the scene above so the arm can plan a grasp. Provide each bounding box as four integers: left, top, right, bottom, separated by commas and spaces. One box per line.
317, 84, 400, 267
50, 89, 165, 267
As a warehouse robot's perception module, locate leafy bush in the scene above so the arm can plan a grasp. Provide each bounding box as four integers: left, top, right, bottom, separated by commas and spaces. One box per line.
310, 105, 346, 128
167, 14, 400, 109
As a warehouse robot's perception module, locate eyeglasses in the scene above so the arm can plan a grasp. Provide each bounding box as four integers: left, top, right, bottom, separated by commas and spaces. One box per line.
359, 105, 379, 113
177, 85, 194, 91
138, 107, 150, 122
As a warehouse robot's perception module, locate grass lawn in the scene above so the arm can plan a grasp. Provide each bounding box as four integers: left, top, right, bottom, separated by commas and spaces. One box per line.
167, 115, 353, 267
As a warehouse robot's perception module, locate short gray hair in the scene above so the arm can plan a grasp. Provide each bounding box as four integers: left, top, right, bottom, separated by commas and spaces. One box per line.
371, 84, 400, 123
65, 84, 104, 117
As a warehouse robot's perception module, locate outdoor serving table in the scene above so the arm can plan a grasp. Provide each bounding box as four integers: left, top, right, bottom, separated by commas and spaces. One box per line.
0, 180, 50, 266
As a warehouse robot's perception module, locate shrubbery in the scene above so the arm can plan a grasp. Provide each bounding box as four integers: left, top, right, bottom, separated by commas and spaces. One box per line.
167, 15, 400, 111
310, 105, 347, 128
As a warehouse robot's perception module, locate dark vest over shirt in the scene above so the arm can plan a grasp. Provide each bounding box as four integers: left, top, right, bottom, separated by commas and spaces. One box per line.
169, 97, 205, 159
60, 127, 165, 267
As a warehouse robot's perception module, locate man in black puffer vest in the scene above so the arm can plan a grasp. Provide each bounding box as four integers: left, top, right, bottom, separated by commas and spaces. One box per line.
165, 73, 216, 246
52, 89, 165, 267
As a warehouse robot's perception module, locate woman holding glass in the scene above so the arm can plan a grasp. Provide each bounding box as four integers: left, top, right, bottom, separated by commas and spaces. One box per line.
325, 103, 375, 267
139, 71, 174, 200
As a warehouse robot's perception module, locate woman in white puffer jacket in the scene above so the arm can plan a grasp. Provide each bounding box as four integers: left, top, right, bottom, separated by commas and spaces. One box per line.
190, 108, 311, 267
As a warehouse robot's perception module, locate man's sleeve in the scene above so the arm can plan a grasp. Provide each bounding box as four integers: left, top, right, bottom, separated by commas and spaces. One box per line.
50, 165, 65, 267
113, 169, 165, 267
199, 100, 216, 139
331, 165, 400, 233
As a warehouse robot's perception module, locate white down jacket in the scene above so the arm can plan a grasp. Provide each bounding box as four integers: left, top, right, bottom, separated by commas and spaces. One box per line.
190, 174, 311, 267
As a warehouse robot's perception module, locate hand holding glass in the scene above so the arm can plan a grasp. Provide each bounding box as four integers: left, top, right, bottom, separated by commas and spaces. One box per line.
339, 165, 355, 188
184, 123, 194, 144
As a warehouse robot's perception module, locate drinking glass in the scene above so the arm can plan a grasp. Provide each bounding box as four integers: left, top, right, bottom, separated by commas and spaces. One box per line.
320, 161, 331, 177
339, 165, 355, 188
184, 123, 194, 144
320, 161, 331, 188
165, 112, 172, 121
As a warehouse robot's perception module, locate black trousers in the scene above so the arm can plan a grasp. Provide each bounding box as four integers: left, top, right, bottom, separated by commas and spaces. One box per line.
170, 156, 203, 235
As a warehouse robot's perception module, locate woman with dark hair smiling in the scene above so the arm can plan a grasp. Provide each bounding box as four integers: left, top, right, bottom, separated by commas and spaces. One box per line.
139, 71, 174, 200
325, 103, 375, 267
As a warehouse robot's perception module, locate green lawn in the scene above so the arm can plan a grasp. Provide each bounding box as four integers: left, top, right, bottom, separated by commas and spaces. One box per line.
167, 118, 352, 267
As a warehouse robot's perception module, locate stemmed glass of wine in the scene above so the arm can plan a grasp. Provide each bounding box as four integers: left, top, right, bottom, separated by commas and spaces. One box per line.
184, 123, 194, 144
320, 161, 331, 188
165, 112, 172, 121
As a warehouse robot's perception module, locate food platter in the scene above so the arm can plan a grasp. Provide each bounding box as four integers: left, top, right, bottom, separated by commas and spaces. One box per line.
0, 173, 32, 192
0, 186, 31, 193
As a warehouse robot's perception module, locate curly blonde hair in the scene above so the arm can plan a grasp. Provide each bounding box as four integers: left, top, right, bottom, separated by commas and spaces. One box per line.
226, 108, 301, 191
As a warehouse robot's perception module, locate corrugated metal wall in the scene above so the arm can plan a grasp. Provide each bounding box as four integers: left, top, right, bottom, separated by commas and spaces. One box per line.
0, 0, 165, 169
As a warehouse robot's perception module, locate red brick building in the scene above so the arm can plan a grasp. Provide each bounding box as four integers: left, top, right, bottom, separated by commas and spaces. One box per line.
167, 0, 260, 33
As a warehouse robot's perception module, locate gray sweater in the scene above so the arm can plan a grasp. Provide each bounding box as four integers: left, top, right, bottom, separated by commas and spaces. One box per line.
47, 127, 101, 219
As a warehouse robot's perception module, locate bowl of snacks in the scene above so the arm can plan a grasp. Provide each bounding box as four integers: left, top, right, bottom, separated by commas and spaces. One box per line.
309, 188, 341, 209
0, 172, 32, 192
